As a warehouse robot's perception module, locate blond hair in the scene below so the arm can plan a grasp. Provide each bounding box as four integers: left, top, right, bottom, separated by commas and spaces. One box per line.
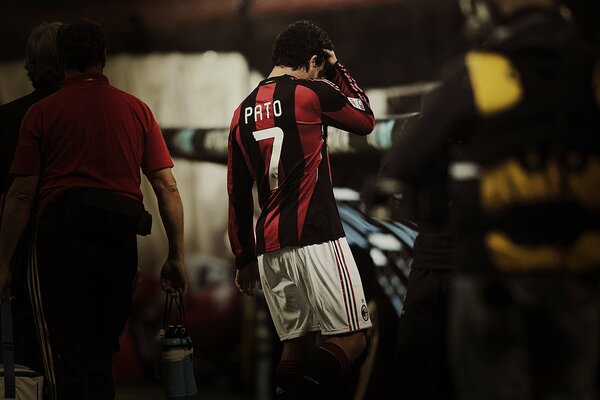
25, 21, 64, 88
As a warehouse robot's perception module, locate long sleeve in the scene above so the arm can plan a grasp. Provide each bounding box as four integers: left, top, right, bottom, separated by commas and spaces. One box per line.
227, 115, 257, 269
317, 62, 375, 135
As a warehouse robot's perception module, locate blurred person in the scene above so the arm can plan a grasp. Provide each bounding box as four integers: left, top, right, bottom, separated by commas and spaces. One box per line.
379, 109, 457, 398
227, 20, 374, 399
0, 19, 187, 400
384, 0, 600, 399
0, 20, 63, 380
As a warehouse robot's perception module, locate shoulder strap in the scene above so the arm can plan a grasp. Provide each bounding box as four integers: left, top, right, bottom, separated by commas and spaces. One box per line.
1, 298, 15, 400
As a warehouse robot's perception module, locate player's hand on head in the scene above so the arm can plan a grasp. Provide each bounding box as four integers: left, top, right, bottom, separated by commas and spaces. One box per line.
324, 49, 337, 65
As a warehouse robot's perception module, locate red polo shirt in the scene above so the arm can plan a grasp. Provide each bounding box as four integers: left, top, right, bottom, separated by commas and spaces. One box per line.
10, 72, 173, 217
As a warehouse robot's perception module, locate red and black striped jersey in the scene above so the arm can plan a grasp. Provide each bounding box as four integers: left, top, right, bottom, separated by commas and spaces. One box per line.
227, 62, 375, 268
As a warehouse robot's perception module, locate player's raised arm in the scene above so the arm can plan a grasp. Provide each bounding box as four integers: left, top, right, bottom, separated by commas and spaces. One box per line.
314, 50, 375, 135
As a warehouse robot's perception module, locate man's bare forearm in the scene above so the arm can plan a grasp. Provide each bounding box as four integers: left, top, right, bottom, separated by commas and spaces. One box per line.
157, 187, 184, 260
148, 169, 184, 260
0, 176, 38, 269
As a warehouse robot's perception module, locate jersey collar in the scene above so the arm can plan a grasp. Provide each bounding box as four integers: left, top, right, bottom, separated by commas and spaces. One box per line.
261, 74, 296, 85
60, 72, 109, 88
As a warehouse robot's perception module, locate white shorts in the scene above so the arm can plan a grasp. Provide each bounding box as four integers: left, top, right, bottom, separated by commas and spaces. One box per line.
258, 237, 372, 341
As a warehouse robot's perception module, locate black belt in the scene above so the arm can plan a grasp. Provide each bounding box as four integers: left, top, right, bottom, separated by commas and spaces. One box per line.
44, 188, 152, 236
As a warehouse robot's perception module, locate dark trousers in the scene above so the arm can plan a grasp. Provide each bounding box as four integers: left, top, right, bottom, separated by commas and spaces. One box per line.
29, 214, 137, 400
395, 265, 455, 400
5, 223, 45, 375
449, 273, 600, 400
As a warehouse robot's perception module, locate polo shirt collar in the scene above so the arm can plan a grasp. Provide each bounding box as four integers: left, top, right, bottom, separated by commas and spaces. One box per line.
61, 72, 109, 88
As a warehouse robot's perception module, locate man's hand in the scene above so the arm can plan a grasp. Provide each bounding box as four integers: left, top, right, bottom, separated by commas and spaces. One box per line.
324, 49, 338, 66
0, 266, 11, 299
235, 261, 260, 297
160, 258, 187, 296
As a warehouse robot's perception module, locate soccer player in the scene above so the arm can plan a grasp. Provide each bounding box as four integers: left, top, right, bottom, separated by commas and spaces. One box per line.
227, 20, 374, 399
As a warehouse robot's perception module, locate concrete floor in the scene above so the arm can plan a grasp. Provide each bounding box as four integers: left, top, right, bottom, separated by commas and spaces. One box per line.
115, 383, 252, 400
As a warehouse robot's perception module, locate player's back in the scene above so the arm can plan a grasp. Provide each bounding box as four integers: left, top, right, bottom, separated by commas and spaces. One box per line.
230, 75, 345, 254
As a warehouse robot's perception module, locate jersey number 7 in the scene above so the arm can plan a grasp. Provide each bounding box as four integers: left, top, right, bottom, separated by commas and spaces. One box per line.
253, 127, 284, 190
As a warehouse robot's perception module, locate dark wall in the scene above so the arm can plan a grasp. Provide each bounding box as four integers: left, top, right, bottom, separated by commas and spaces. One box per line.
0, 0, 465, 87
0, 0, 597, 87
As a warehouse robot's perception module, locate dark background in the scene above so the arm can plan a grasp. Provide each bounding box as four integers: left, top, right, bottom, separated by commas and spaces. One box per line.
1, 0, 597, 89
0, 1, 598, 398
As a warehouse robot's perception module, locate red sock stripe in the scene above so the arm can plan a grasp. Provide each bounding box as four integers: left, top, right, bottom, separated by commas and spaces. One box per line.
320, 342, 350, 371
277, 360, 303, 374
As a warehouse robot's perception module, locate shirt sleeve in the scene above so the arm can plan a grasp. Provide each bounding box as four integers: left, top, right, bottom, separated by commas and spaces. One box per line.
227, 115, 257, 269
314, 62, 375, 135
10, 104, 42, 176
141, 105, 174, 174
381, 60, 475, 183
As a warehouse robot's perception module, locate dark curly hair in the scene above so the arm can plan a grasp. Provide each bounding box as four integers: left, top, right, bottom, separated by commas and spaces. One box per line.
57, 19, 107, 72
271, 20, 334, 71
25, 21, 64, 88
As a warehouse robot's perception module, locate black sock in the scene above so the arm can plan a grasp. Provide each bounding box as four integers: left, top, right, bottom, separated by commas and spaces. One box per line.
275, 360, 303, 399
288, 342, 349, 400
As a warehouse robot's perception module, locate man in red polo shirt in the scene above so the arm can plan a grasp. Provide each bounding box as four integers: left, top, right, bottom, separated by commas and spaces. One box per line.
0, 20, 187, 400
